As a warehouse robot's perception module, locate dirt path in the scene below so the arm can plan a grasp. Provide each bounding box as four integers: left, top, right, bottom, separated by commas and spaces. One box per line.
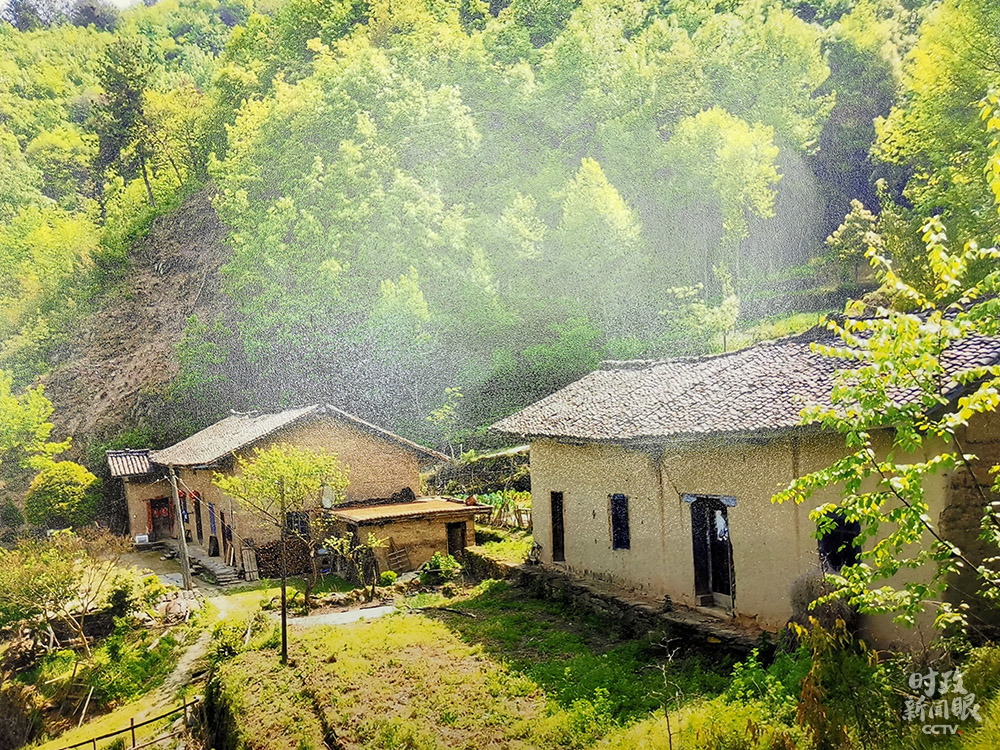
286, 604, 396, 628
121, 554, 246, 723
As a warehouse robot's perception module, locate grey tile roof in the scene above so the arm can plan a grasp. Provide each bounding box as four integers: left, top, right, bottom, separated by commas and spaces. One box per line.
106, 449, 155, 477
151, 404, 447, 467
491, 328, 1000, 442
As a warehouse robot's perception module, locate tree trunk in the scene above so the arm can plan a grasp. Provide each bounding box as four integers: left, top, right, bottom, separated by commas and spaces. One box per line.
280, 527, 288, 664
139, 150, 155, 207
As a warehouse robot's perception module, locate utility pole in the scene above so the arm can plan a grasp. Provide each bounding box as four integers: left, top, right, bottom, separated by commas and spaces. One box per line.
169, 466, 193, 591
279, 476, 288, 665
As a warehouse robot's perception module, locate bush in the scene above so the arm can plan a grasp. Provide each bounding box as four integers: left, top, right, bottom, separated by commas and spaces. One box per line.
789, 569, 858, 631
106, 575, 137, 618
24, 461, 100, 529
793, 619, 897, 750
0, 497, 24, 528
379, 570, 398, 587
138, 573, 170, 610
419, 552, 461, 585
725, 647, 811, 724
962, 645, 1000, 700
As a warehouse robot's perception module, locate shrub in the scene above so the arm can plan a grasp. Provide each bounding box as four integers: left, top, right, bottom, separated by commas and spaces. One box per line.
0, 497, 24, 528
106, 574, 137, 617
138, 573, 170, 610
725, 647, 810, 724
681, 696, 812, 750
962, 645, 1000, 700
24, 461, 100, 529
379, 570, 398, 587
419, 551, 461, 585
789, 569, 858, 631
793, 619, 897, 750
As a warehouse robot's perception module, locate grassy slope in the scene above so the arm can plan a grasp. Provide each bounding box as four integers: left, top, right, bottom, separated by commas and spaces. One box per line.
211, 581, 734, 750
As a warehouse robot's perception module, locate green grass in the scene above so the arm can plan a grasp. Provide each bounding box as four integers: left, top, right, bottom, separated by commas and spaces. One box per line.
426, 581, 731, 723
478, 530, 534, 564
205, 581, 1000, 750
209, 580, 734, 749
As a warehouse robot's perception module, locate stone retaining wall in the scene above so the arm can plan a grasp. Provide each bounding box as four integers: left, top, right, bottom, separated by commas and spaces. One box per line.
464, 547, 761, 654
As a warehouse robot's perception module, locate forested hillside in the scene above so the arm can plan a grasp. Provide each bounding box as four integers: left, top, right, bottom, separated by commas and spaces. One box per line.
1, 0, 998, 464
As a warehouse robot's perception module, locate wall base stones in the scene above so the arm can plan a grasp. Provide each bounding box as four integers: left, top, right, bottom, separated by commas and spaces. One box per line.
465, 547, 762, 654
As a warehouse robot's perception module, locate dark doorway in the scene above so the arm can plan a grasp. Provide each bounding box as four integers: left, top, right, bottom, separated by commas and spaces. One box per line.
194, 497, 203, 543
690, 496, 735, 610
551, 491, 565, 562
208, 503, 218, 556
446, 522, 466, 558
150, 498, 172, 541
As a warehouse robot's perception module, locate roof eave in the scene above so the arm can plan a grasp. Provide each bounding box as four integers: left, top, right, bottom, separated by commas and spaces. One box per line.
492, 422, 834, 448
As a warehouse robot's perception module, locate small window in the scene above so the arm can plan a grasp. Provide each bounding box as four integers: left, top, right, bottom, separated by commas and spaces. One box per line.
818, 512, 860, 572
285, 511, 311, 539
610, 493, 630, 550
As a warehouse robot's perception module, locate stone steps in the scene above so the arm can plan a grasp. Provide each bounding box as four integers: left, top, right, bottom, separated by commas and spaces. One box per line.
162, 540, 241, 586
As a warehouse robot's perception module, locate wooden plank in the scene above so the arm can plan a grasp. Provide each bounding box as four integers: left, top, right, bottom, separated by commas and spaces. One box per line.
242, 548, 259, 581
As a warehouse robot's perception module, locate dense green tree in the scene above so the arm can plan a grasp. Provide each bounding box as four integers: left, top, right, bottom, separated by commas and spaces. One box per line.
825, 198, 881, 283
811, 0, 901, 234
25, 125, 97, 208
24, 460, 100, 529
872, 0, 1000, 253
0, 130, 44, 221
662, 107, 782, 287
1, 0, 65, 30
0, 370, 67, 471
68, 0, 119, 31
94, 36, 157, 207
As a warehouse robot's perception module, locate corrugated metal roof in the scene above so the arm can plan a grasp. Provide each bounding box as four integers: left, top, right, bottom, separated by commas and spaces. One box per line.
106, 449, 155, 478
491, 328, 1000, 442
330, 498, 487, 524
151, 404, 448, 467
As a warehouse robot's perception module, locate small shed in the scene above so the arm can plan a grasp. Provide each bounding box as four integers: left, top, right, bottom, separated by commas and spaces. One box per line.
329, 497, 490, 573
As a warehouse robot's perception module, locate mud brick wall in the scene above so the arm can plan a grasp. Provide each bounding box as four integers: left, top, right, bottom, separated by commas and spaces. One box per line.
939, 432, 1000, 636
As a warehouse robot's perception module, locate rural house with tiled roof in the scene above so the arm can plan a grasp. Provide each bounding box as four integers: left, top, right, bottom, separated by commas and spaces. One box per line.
492, 327, 1000, 644
107, 404, 483, 580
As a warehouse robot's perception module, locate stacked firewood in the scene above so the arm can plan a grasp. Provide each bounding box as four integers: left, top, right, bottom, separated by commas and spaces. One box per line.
252, 537, 312, 578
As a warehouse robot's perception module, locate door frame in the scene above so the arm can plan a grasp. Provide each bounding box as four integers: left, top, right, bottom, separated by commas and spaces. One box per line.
683, 494, 736, 610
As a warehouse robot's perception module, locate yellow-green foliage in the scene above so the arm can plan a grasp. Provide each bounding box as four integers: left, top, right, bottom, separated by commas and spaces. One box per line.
479, 531, 534, 564
24, 460, 100, 529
